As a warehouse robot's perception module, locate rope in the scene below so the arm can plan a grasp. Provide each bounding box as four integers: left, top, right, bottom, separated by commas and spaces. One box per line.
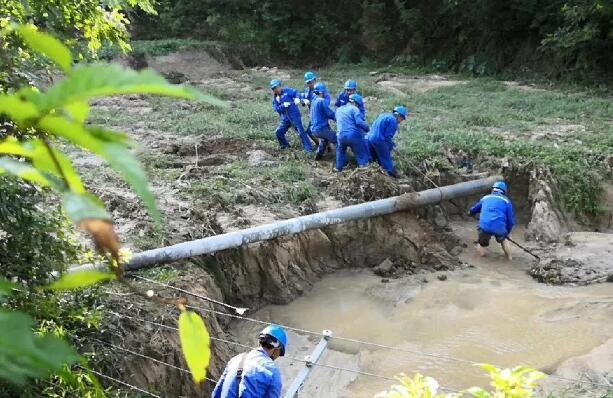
107, 311, 254, 350
132, 275, 248, 314
186, 303, 323, 337
87, 337, 218, 384
76, 365, 162, 398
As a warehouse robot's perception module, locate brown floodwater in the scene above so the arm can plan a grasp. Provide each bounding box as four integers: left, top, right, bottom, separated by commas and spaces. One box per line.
229, 222, 613, 397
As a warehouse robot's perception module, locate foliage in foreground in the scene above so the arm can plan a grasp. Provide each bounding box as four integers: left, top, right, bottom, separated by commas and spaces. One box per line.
376, 365, 546, 398
0, 0, 157, 91
0, 25, 224, 390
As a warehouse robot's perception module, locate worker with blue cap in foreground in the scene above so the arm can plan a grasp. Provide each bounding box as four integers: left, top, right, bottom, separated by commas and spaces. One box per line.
335, 79, 365, 118
335, 93, 370, 172
212, 324, 288, 398
469, 181, 516, 260
269, 79, 313, 152
309, 82, 337, 160
367, 106, 408, 177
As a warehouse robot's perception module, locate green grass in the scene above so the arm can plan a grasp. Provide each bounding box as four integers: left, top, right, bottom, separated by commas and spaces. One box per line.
90, 63, 612, 219
136, 266, 181, 283
98, 38, 222, 60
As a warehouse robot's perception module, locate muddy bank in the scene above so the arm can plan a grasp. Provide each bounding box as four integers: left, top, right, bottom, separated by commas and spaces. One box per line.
530, 232, 613, 285
539, 338, 613, 398
93, 210, 463, 397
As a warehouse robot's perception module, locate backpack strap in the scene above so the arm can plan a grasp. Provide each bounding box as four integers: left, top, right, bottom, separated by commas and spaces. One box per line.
235, 352, 249, 396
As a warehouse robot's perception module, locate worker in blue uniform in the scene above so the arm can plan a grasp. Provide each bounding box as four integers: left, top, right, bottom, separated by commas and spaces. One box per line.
301, 71, 321, 147
469, 181, 516, 260
335, 93, 370, 172
309, 82, 337, 160
212, 324, 288, 398
335, 80, 365, 117
269, 79, 313, 152
367, 106, 408, 177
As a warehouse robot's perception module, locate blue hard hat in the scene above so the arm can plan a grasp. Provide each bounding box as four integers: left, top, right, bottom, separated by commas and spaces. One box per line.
348, 93, 363, 107
304, 71, 317, 83
269, 79, 282, 90
314, 82, 327, 94
260, 324, 288, 356
393, 106, 408, 119
492, 181, 508, 193
344, 79, 357, 90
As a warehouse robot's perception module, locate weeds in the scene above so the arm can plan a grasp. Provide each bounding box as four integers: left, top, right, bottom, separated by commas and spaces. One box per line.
88, 65, 612, 218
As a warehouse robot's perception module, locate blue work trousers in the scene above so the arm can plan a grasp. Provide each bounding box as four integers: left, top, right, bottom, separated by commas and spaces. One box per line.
336, 132, 370, 171
368, 140, 395, 176
312, 127, 337, 156
275, 115, 313, 152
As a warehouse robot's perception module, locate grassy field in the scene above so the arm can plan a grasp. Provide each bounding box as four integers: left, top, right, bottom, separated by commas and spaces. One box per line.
89, 64, 613, 222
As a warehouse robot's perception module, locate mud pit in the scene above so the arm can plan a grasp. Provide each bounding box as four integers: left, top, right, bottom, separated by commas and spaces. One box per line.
226, 221, 613, 398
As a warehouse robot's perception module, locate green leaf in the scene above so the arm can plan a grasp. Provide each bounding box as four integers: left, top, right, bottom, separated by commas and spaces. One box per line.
464, 388, 492, 398
47, 270, 116, 291
32, 64, 226, 113
63, 101, 90, 124
0, 157, 50, 186
38, 117, 160, 224
0, 94, 39, 123
0, 138, 84, 192
62, 192, 111, 224
0, 138, 34, 157
0, 310, 80, 385
29, 140, 84, 193
16, 25, 72, 74
100, 143, 161, 225
88, 127, 132, 145
178, 310, 211, 384
0, 277, 16, 299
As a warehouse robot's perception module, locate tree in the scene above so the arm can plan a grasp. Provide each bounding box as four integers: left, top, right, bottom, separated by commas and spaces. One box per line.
0, 25, 224, 391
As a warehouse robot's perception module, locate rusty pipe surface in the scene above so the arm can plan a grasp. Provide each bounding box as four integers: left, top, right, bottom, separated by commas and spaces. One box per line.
71, 175, 501, 272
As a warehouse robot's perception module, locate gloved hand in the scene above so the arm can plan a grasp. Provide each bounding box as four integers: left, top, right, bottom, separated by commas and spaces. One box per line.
283, 102, 291, 108
303, 99, 310, 106
293, 98, 301, 105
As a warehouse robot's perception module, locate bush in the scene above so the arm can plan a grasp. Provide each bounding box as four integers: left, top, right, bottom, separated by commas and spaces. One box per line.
130, 0, 613, 79
0, 178, 80, 284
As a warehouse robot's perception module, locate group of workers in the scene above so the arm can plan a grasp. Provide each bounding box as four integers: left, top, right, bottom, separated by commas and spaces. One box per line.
270, 71, 408, 177
211, 73, 518, 398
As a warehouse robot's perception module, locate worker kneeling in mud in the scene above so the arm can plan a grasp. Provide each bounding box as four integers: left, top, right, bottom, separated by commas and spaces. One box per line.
310, 82, 337, 160
334, 93, 370, 172
468, 181, 516, 260
212, 324, 288, 398
269, 79, 313, 153
367, 106, 408, 177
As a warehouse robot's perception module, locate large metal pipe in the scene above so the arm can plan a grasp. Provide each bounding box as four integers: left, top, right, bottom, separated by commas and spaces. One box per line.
71, 175, 500, 272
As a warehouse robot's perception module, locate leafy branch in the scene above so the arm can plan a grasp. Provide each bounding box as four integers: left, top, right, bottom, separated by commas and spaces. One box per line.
0, 24, 225, 387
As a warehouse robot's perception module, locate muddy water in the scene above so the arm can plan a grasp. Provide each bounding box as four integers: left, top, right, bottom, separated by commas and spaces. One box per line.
229, 222, 613, 397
